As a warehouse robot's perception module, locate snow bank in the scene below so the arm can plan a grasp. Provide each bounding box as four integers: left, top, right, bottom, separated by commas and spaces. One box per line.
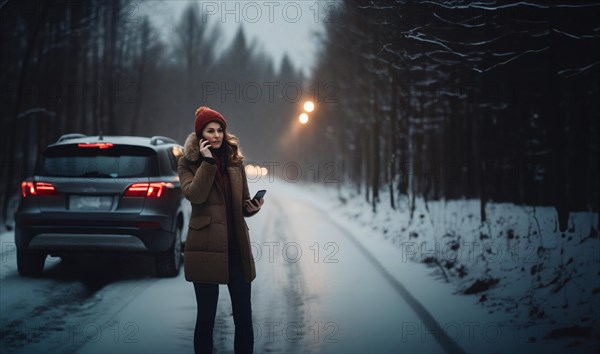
268, 178, 599, 353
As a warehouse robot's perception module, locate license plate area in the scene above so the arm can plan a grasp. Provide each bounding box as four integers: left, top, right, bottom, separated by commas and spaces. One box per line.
69, 195, 113, 211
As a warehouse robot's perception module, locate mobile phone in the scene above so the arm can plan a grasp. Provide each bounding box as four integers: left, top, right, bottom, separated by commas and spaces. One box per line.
252, 189, 266, 200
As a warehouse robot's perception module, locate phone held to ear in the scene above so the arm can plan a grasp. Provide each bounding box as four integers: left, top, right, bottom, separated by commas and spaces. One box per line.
252, 189, 266, 201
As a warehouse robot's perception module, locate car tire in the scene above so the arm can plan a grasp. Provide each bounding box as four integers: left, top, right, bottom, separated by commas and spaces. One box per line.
155, 227, 182, 277
17, 249, 46, 277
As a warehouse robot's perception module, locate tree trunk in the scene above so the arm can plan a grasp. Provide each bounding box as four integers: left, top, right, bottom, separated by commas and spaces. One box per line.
371, 92, 381, 212
2, 3, 48, 221
547, 8, 569, 232
389, 68, 397, 209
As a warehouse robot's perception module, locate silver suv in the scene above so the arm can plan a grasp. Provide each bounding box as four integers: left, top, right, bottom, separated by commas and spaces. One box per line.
14, 134, 189, 277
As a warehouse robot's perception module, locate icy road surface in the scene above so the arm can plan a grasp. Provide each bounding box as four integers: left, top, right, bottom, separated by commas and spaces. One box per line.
1, 179, 577, 353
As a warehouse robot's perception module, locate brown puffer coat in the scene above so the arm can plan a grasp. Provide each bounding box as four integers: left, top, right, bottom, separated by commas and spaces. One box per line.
178, 132, 257, 284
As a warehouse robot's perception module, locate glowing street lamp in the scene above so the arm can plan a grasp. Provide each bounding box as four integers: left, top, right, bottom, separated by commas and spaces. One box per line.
299, 113, 309, 124
303, 101, 315, 113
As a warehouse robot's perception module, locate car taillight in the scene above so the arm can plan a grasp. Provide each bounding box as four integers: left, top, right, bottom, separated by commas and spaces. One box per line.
78, 143, 114, 149
21, 181, 59, 197
124, 182, 174, 198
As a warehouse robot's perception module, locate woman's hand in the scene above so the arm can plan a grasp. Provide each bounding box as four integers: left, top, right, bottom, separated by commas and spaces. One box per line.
245, 198, 264, 214
199, 139, 213, 158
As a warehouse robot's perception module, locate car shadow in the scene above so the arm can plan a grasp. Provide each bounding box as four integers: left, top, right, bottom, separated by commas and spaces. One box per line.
42, 253, 160, 292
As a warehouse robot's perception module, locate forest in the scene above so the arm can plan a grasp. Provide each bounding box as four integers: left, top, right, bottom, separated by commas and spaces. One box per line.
1, 1, 599, 230
0, 0, 303, 223
307, 1, 600, 229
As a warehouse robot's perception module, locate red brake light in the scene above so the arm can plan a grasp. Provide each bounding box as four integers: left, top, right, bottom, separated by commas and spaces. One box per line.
21, 181, 58, 197
124, 183, 149, 197
21, 181, 34, 197
124, 182, 174, 198
78, 143, 114, 149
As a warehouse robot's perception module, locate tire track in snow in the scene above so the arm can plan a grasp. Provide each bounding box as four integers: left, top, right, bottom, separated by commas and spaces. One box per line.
270, 197, 308, 352
0, 256, 158, 354
252, 196, 309, 353
294, 198, 467, 354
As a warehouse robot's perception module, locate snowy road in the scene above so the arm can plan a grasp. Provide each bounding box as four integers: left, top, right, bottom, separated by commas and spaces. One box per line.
247, 194, 452, 354
0, 180, 488, 354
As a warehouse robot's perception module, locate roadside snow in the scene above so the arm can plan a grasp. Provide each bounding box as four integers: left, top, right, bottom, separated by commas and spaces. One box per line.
265, 178, 599, 353
1, 176, 598, 353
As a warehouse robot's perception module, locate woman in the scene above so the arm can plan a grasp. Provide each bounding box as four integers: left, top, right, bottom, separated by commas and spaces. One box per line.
178, 106, 264, 354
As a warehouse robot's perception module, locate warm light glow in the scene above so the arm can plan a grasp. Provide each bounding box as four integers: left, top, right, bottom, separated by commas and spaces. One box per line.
303, 101, 315, 112
245, 165, 269, 178
299, 113, 309, 124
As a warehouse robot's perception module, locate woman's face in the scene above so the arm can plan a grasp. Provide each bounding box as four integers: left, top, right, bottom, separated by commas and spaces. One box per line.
201, 122, 224, 149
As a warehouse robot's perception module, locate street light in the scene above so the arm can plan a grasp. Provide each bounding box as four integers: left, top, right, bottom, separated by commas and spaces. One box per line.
299, 113, 309, 124
303, 101, 315, 113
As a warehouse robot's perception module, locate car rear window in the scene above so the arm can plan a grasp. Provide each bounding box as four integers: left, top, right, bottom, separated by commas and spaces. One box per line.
39, 144, 158, 178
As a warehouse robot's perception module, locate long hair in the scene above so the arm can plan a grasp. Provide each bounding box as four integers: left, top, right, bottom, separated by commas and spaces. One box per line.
222, 130, 244, 166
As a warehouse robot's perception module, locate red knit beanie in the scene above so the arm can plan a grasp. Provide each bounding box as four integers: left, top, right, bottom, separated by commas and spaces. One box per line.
194, 106, 227, 136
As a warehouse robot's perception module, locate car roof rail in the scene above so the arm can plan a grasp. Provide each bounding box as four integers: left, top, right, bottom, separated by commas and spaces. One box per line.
150, 136, 178, 146
57, 133, 86, 143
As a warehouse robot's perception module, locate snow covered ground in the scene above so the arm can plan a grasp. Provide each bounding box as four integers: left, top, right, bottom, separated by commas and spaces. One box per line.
0, 177, 598, 353
272, 178, 599, 353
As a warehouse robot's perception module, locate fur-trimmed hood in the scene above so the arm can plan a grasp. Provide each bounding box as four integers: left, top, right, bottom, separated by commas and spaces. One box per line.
183, 132, 201, 161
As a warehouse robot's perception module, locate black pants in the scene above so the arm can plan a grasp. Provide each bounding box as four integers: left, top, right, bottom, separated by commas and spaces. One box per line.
193, 252, 253, 354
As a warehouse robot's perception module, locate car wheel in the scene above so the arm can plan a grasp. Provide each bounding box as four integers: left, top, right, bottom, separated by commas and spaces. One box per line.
17, 249, 46, 277
155, 227, 182, 277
